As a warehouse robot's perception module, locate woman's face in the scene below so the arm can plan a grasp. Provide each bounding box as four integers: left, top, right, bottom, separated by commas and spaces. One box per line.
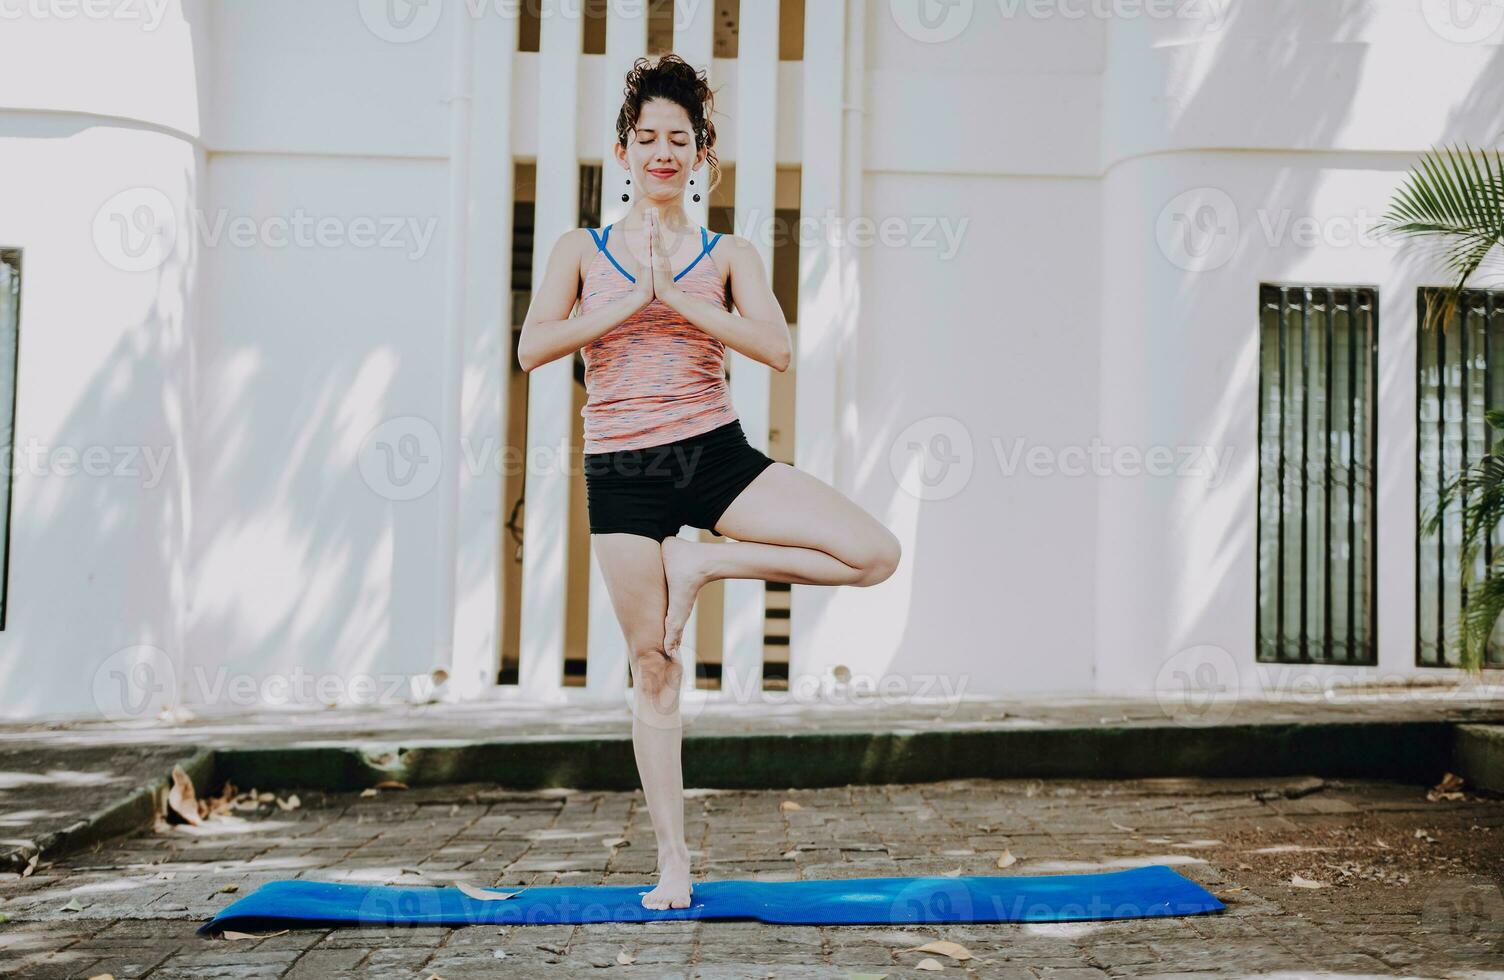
619, 97, 704, 203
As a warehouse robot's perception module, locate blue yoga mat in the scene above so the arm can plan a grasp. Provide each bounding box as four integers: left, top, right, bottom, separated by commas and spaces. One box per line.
198, 865, 1222, 934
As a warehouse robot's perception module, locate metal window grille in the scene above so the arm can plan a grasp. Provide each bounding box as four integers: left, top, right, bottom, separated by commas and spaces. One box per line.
1416, 286, 1504, 668
1256, 283, 1378, 665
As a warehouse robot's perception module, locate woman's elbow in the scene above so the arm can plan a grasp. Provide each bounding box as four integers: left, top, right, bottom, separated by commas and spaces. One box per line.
517, 342, 539, 373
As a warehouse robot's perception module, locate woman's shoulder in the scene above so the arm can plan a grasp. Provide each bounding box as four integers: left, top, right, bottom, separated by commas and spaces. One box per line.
705, 228, 752, 259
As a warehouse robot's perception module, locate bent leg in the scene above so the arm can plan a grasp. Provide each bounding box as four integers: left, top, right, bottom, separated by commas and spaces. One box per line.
659, 463, 902, 655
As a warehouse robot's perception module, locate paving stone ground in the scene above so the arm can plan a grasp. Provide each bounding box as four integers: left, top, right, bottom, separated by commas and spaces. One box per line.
1, 776, 1502, 978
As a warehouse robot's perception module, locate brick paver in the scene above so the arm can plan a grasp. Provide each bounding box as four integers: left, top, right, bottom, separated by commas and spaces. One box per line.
1, 776, 1501, 977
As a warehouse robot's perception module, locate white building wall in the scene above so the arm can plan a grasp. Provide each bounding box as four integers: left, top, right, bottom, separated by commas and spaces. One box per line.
1097, 2, 1504, 696
0, 0, 1500, 720
0, 0, 212, 719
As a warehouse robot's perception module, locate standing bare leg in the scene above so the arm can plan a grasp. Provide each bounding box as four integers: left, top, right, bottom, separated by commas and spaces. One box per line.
590, 531, 694, 910
661, 462, 901, 656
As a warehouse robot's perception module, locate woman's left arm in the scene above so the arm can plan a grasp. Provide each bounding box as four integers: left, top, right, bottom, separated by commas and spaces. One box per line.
658, 234, 792, 373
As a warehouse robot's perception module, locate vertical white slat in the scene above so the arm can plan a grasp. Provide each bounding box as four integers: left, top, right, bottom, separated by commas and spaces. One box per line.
721, 0, 779, 701
599, 1, 648, 229
670, 0, 716, 688
791, 0, 849, 692
585, 0, 650, 701
519, 2, 585, 701
675, 0, 715, 231
436, 2, 472, 695
451, 2, 518, 699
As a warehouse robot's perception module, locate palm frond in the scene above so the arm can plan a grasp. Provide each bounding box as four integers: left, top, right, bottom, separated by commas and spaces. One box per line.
1380, 143, 1504, 323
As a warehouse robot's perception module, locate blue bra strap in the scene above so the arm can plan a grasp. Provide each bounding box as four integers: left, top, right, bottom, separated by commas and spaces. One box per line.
597, 223, 637, 284
672, 226, 724, 282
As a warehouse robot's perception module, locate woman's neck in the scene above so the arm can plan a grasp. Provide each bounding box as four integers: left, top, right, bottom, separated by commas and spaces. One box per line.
616, 202, 695, 234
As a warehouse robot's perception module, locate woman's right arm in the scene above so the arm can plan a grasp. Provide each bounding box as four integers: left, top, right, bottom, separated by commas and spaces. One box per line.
517, 229, 651, 373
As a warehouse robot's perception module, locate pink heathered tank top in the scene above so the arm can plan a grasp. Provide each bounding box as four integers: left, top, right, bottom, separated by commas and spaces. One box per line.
577, 223, 740, 453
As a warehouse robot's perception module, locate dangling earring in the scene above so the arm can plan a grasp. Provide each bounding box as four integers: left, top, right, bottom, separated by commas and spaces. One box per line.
689, 176, 700, 204
620, 177, 630, 203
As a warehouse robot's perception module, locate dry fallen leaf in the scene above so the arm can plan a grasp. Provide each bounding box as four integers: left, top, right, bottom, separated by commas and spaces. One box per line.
1289, 874, 1328, 889
360, 788, 379, 798
906, 940, 973, 961
275, 794, 301, 811
456, 882, 525, 902
914, 957, 944, 971
203, 781, 238, 820
167, 766, 202, 826
781, 849, 798, 859
779, 800, 801, 812
220, 928, 289, 940
941, 867, 964, 877
59, 898, 83, 912
1110, 821, 1137, 833
22, 853, 38, 877
995, 850, 1017, 869
616, 949, 636, 965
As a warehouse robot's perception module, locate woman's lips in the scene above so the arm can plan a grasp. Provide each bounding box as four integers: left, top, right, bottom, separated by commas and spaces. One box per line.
647, 169, 677, 179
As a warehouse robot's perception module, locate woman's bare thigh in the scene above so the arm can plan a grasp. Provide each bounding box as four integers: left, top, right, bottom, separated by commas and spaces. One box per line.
590, 532, 669, 653
711, 462, 897, 568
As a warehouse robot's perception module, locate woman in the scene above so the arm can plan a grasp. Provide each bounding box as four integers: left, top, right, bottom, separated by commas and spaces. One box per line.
517, 54, 901, 911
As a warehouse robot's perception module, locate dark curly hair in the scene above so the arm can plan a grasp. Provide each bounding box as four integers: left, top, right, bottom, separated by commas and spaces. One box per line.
614, 53, 722, 195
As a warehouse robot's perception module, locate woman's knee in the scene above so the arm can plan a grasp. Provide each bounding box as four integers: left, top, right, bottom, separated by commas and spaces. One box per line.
629, 638, 679, 692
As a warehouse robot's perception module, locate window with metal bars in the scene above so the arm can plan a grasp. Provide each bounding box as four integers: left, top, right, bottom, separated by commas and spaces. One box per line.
1416, 286, 1504, 668
1256, 284, 1378, 665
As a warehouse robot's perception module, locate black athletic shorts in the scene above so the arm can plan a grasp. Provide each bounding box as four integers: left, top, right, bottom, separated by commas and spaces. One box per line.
583, 418, 777, 541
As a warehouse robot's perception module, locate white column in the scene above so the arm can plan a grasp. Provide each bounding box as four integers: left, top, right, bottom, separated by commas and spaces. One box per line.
585, 0, 649, 701
675, 0, 714, 230
519, 1, 584, 701
450, 2, 519, 699
435, 2, 473, 693
670, 0, 716, 689
791, 0, 849, 692
721, 0, 780, 701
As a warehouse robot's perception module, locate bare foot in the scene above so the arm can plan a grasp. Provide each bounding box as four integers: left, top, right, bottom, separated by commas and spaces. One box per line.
660, 536, 712, 658
641, 847, 694, 911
